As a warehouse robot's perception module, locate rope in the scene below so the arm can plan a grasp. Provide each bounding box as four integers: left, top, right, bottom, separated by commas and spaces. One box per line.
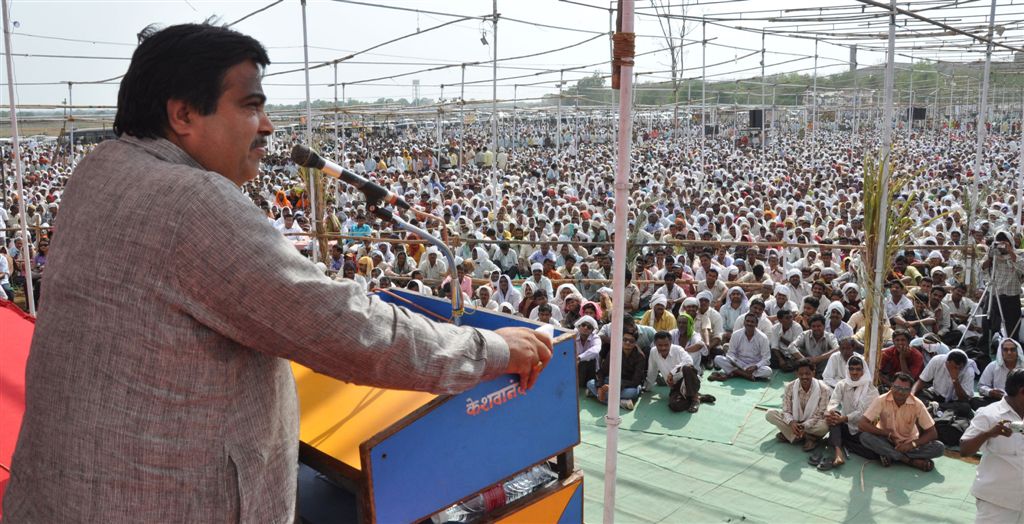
611, 31, 635, 90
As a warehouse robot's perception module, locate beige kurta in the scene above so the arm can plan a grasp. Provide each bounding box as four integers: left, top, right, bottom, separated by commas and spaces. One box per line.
4, 137, 509, 522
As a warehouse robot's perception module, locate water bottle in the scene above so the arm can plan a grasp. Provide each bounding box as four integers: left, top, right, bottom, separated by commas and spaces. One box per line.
430, 494, 486, 524
503, 464, 557, 504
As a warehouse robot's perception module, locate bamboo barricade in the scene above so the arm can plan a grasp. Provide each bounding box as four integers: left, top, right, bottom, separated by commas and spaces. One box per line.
279, 230, 979, 258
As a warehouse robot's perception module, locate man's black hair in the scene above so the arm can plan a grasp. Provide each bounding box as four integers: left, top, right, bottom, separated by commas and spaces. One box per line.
114, 22, 270, 139
847, 355, 865, 369
809, 314, 826, 326
795, 358, 814, 372
947, 350, 968, 367
654, 331, 672, 341
1006, 368, 1024, 397
893, 371, 914, 386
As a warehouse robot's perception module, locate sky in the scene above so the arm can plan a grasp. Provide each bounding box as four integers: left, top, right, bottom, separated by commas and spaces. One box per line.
0, 0, 1015, 110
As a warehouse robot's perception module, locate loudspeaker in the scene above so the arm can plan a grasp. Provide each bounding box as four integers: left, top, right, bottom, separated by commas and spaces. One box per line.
749, 109, 763, 128
704, 124, 719, 136
912, 107, 926, 120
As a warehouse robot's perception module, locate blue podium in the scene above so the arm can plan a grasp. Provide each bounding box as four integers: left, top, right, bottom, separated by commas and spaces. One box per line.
294, 288, 583, 523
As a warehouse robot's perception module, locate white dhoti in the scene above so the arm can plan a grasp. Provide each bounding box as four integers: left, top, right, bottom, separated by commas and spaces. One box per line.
714, 355, 772, 379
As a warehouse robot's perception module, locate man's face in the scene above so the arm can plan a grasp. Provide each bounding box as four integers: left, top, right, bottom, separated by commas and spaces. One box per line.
810, 320, 825, 337
1002, 342, 1019, 368
684, 304, 698, 317
175, 61, 272, 186
654, 303, 666, 316
891, 379, 912, 404
839, 341, 854, 360
750, 303, 765, 317
919, 281, 932, 295
743, 315, 757, 333
622, 334, 637, 354
893, 335, 910, 351
538, 310, 552, 322
655, 338, 671, 358
796, 366, 813, 389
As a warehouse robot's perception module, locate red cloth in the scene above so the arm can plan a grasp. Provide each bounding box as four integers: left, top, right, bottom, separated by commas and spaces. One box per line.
0, 301, 34, 516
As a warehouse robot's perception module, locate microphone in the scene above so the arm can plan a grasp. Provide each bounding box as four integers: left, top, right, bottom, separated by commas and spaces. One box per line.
290, 144, 410, 210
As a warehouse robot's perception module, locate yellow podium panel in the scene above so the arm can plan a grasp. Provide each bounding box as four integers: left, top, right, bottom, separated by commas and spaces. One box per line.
292, 363, 436, 471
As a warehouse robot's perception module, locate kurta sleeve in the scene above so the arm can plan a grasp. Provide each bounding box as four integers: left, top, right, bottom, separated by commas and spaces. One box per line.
174, 174, 509, 394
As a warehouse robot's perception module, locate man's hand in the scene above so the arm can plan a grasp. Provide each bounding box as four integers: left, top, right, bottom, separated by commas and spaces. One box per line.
895, 440, 915, 453
666, 373, 675, 388
598, 384, 610, 402
497, 327, 553, 390
989, 389, 1005, 400
989, 420, 1013, 439
786, 421, 802, 438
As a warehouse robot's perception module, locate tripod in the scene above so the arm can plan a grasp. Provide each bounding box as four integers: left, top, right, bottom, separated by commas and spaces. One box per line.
969, 247, 1023, 351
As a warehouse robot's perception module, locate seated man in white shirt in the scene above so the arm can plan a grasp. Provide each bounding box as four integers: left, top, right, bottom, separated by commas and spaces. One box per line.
912, 348, 977, 418
652, 272, 686, 315
815, 355, 880, 470
670, 301, 708, 374
710, 314, 773, 382
770, 309, 803, 371
575, 315, 601, 388
646, 331, 706, 413
822, 337, 861, 388
972, 337, 1024, 410
766, 359, 832, 451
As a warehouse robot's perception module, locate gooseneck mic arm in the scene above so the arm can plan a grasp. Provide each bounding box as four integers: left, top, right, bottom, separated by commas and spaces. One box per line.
291, 144, 463, 322
290, 144, 410, 210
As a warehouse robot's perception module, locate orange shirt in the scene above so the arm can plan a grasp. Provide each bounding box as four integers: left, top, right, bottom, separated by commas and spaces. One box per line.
862, 391, 935, 442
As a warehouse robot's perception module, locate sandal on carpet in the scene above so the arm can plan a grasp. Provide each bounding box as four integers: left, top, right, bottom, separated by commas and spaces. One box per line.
802, 438, 819, 452
687, 400, 700, 413
808, 453, 824, 466
909, 458, 935, 472
879, 455, 892, 468
708, 372, 727, 382
818, 459, 843, 471
775, 432, 789, 443
699, 394, 717, 403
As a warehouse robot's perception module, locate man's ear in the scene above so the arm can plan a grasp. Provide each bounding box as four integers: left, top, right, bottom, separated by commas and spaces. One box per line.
165, 99, 196, 137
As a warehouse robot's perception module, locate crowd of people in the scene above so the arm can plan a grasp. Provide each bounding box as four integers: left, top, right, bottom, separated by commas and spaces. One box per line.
4, 111, 1024, 520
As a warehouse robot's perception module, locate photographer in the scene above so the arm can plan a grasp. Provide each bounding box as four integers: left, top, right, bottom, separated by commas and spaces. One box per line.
980, 230, 1024, 346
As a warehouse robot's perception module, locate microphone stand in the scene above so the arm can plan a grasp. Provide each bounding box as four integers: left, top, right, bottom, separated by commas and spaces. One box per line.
368, 203, 464, 325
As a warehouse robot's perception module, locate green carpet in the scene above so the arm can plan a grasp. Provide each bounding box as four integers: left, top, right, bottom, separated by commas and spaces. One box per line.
575, 371, 979, 523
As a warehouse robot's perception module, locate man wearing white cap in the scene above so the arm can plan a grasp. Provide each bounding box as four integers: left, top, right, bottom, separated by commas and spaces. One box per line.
575, 315, 601, 388
694, 290, 725, 366
417, 246, 448, 285
527, 262, 554, 298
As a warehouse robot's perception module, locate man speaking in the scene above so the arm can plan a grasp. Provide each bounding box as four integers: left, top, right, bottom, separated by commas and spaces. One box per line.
3, 23, 550, 522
